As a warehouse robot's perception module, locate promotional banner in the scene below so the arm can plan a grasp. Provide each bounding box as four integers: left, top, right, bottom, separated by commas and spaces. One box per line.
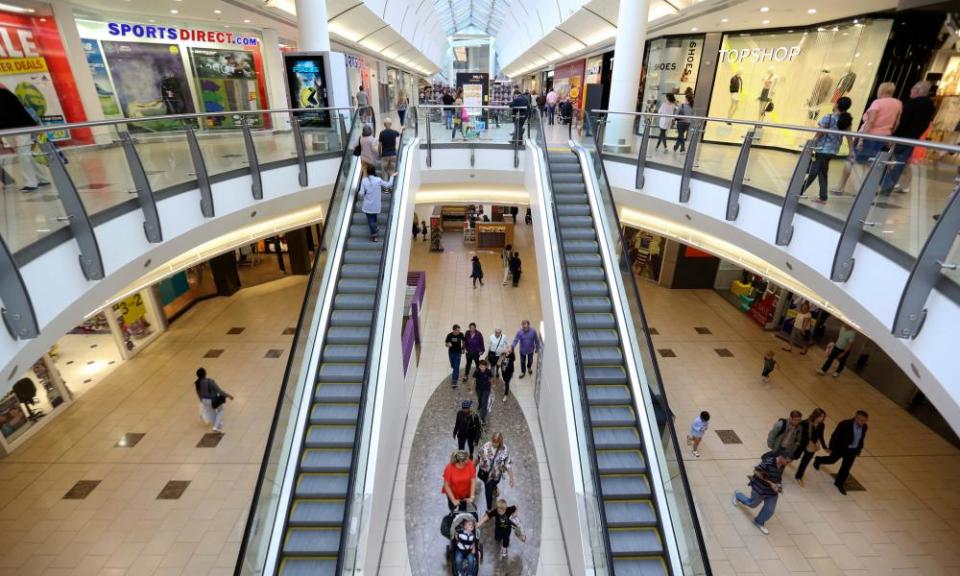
456, 72, 489, 114
283, 52, 331, 127
81, 38, 121, 118
189, 47, 262, 128
101, 40, 195, 132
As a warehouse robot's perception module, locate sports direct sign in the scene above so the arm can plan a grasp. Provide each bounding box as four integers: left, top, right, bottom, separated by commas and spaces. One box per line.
107, 22, 258, 46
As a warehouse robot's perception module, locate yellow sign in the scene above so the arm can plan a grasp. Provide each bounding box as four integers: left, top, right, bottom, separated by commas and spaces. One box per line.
0, 57, 48, 76
113, 292, 146, 326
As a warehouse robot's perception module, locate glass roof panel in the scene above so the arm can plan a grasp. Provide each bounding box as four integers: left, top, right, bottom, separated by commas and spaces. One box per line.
433, 0, 512, 35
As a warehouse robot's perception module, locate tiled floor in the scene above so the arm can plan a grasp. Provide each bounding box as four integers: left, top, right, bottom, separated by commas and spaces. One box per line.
640, 284, 960, 576
379, 211, 570, 575
0, 276, 307, 576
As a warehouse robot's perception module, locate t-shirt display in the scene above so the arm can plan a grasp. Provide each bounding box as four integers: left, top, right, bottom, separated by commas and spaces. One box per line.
705, 19, 893, 151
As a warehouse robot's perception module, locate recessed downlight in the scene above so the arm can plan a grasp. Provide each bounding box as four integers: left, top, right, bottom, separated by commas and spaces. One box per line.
170, 9, 179, 14
214, 9, 222, 14
807, 8, 817, 14
760, 6, 770, 12
721, 18, 729, 23
762, 19, 770, 24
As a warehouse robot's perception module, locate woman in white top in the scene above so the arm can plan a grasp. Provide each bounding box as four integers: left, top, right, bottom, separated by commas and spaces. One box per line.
487, 328, 509, 377
782, 301, 813, 354
655, 93, 677, 151
359, 165, 386, 242
359, 124, 379, 175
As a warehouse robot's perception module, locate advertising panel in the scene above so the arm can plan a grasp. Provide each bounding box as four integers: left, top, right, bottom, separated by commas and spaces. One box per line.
640, 35, 704, 114
284, 52, 331, 127
81, 38, 121, 118
101, 40, 195, 132
456, 72, 488, 115
189, 47, 262, 128
553, 59, 585, 108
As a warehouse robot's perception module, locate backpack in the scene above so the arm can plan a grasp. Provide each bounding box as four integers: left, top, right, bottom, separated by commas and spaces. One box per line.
440, 511, 456, 539
766, 418, 787, 450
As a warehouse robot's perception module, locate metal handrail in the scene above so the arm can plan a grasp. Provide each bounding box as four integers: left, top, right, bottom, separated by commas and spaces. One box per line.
593, 109, 960, 153
0, 106, 353, 138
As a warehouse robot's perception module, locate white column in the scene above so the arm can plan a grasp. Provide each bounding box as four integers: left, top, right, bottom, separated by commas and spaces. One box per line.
261, 28, 291, 129
295, 0, 330, 52
604, 0, 650, 152
50, 0, 110, 143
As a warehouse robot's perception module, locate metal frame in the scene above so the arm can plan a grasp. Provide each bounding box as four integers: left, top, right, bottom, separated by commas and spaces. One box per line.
185, 127, 215, 218
290, 114, 308, 187
893, 180, 960, 339
830, 148, 893, 281
725, 130, 754, 221
635, 121, 651, 190
0, 235, 38, 340
241, 117, 263, 200
774, 140, 814, 246
678, 120, 703, 203
41, 141, 104, 280
118, 132, 162, 243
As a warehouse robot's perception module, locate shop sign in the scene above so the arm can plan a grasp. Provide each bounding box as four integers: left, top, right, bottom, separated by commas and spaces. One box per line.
346, 54, 365, 69
718, 46, 801, 64
0, 22, 71, 141
113, 293, 146, 326
106, 22, 258, 46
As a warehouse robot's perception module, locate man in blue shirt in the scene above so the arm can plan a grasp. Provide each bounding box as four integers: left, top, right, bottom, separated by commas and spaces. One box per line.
512, 320, 540, 378
814, 410, 869, 495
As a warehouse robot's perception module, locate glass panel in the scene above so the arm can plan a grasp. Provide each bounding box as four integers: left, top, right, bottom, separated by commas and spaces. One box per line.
422, 105, 518, 144
194, 128, 249, 177
126, 122, 196, 192
944, 232, 960, 288
0, 136, 70, 253
61, 138, 138, 217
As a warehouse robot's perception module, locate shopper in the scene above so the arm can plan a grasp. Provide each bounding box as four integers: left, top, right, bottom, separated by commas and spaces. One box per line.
500, 345, 516, 401
476, 431, 516, 511
512, 320, 540, 378
358, 166, 386, 242
442, 88, 455, 129
470, 255, 484, 289
378, 118, 400, 184
478, 498, 526, 559
686, 410, 710, 458
801, 97, 853, 203
761, 350, 777, 383
442, 449, 477, 511
453, 400, 483, 458
412, 220, 420, 241
452, 94, 467, 141
814, 410, 869, 495
732, 451, 791, 535
355, 85, 369, 108
359, 124, 379, 175
194, 367, 234, 433
880, 81, 936, 195
472, 360, 493, 423
793, 408, 828, 486
487, 328, 508, 376
446, 324, 466, 387
782, 301, 813, 354
767, 410, 803, 457
546, 88, 558, 125
509, 252, 522, 287
463, 323, 485, 380
397, 95, 409, 126
501, 244, 513, 285
834, 82, 902, 193
819, 324, 857, 376
0, 87, 50, 192
655, 93, 677, 152
510, 90, 530, 144
674, 92, 694, 153
536, 91, 546, 117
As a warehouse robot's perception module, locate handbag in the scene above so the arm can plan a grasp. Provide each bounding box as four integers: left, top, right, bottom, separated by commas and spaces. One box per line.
211, 393, 227, 409
477, 467, 490, 482
353, 143, 362, 156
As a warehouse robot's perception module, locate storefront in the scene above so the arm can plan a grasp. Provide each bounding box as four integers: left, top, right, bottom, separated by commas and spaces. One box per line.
553, 58, 585, 108
0, 7, 88, 142
75, 17, 269, 130
704, 18, 893, 150
639, 35, 705, 114
0, 354, 69, 454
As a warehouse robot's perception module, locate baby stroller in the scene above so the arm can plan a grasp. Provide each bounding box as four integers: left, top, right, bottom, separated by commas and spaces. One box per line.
441, 501, 483, 575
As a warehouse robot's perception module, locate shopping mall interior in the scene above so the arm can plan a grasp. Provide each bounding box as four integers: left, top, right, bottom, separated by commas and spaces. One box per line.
0, 0, 958, 575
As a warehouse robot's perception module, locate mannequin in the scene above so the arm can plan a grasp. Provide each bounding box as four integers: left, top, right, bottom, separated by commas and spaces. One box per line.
831, 69, 857, 103
807, 69, 834, 120
757, 68, 778, 120
728, 70, 743, 117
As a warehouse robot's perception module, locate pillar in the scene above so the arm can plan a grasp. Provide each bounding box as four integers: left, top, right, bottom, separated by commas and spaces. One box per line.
210, 252, 241, 296
295, 0, 330, 52
261, 28, 290, 129
285, 228, 312, 275
603, 0, 650, 152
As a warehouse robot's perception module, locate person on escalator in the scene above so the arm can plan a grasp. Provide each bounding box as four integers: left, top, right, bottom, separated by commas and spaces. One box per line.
358, 166, 387, 242
453, 400, 483, 458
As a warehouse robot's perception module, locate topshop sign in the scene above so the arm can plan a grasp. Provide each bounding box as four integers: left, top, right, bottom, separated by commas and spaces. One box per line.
719, 45, 801, 64
106, 22, 258, 46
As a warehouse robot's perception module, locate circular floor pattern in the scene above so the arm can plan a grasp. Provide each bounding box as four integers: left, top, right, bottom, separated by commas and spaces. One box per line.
405, 375, 542, 575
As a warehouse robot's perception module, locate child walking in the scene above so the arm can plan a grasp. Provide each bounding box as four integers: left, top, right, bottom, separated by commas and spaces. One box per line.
478, 498, 527, 559
421, 220, 428, 242
686, 410, 710, 458
762, 350, 777, 383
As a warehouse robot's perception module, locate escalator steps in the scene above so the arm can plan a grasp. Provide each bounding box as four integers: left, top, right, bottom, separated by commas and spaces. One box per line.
283, 527, 342, 555
612, 558, 668, 576
280, 557, 337, 576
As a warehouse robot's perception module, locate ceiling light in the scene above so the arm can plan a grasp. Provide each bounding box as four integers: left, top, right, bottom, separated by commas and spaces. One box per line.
762, 20, 770, 24
170, 9, 179, 14
691, 27, 698, 31
853, 19, 859, 23
149, 18, 156, 22
721, 18, 729, 23
214, 9, 222, 14
807, 8, 817, 14
243, 19, 251, 23
0, 2, 35, 12
224, 24, 231, 28
817, 27, 825, 31
760, 6, 770, 12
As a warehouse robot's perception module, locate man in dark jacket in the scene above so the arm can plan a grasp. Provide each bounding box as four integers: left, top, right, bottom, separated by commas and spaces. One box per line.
0, 87, 50, 191
453, 399, 482, 458
510, 90, 529, 145
880, 81, 936, 195
733, 450, 790, 534
814, 410, 869, 494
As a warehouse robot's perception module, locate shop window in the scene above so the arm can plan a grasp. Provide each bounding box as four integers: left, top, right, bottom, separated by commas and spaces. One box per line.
640, 36, 705, 114
0, 356, 68, 449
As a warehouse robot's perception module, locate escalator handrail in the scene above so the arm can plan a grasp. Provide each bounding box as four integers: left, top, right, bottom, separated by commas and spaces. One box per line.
235, 106, 369, 576
583, 112, 713, 574
336, 107, 419, 573
530, 109, 616, 573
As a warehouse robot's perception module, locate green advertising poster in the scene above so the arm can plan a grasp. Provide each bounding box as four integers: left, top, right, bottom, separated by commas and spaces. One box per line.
189, 47, 262, 128
81, 38, 121, 118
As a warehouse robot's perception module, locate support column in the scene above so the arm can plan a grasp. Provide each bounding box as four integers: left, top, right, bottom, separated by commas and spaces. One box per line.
261, 28, 291, 129
603, 0, 650, 152
295, 0, 330, 52
210, 251, 241, 296
285, 228, 312, 275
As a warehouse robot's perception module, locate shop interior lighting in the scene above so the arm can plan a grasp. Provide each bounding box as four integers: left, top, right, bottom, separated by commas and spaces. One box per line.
762, 20, 770, 24
0, 2, 35, 13
721, 18, 729, 23
243, 19, 251, 23
808, 8, 817, 14
760, 6, 770, 12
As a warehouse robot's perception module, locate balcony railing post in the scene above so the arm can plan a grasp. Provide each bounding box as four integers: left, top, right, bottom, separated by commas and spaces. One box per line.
0, 234, 39, 340
831, 147, 893, 281
185, 127, 215, 217
679, 120, 703, 203
726, 129, 755, 220
338, 113, 348, 151
289, 113, 308, 187
635, 121, 651, 189
241, 116, 263, 200
775, 140, 815, 246
893, 178, 960, 339
41, 141, 105, 280
425, 110, 432, 167
118, 131, 162, 243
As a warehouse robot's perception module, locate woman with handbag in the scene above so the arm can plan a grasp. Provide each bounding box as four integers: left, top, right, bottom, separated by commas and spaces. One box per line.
451, 94, 467, 141
793, 408, 827, 486
194, 367, 234, 433
476, 432, 516, 511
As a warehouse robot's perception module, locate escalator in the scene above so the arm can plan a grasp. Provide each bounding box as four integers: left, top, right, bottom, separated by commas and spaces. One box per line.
546, 148, 670, 576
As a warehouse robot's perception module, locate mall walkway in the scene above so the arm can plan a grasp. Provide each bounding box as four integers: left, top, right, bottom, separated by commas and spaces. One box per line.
0, 276, 307, 576
641, 284, 960, 575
